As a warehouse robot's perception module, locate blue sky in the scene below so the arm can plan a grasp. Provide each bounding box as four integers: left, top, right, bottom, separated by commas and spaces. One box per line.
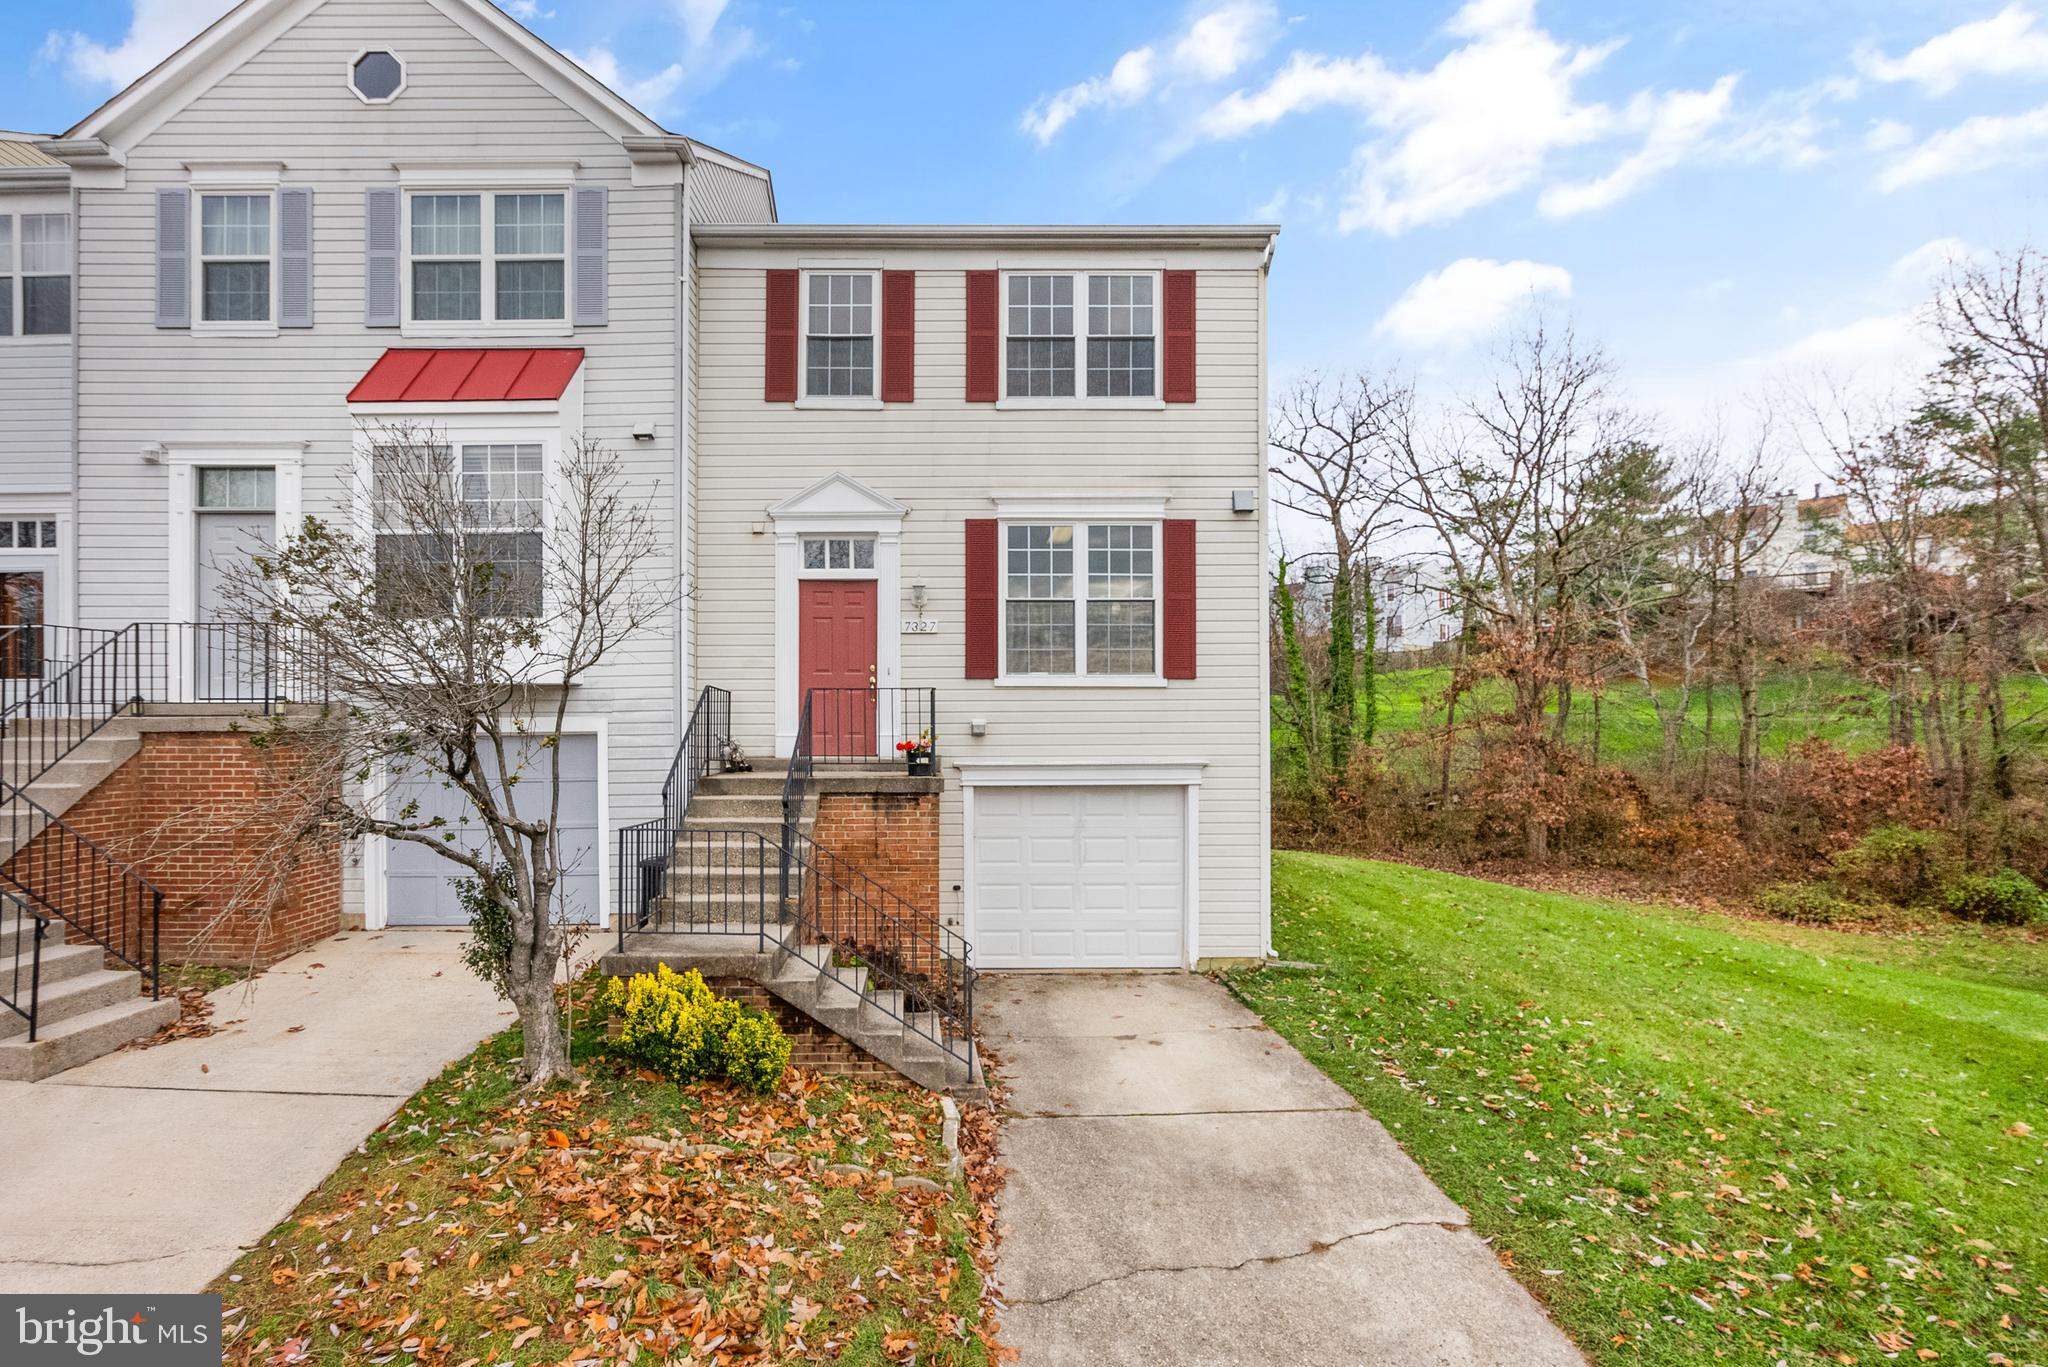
8, 0, 2048, 435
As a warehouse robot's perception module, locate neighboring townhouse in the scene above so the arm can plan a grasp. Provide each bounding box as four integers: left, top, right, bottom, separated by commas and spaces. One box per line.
0, 132, 73, 690
3, 0, 1274, 1083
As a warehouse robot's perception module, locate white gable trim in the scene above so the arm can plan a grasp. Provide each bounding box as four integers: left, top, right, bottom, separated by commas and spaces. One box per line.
63, 0, 666, 161
767, 472, 909, 524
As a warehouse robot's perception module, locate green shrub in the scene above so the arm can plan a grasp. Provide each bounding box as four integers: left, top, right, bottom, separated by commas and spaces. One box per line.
1828, 824, 1957, 905
1757, 883, 1862, 925
1941, 870, 2045, 926
455, 870, 516, 998
601, 964, 790, 1093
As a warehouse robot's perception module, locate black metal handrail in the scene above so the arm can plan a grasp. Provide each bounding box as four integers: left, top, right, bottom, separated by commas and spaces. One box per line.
797, 687, 939, 767
616, 685, 731, 939
780, 826, 974, 1050
0, 783, 162, 1006
1, 890, 49, 1043
0, 621, 330, 801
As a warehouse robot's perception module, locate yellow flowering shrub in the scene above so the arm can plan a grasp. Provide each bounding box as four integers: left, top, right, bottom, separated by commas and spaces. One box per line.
602, 964, 790, 1093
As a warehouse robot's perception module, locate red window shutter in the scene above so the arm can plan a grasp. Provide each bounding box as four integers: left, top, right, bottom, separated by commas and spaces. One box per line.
764, 268, 799, 402
965, 519, 999, 678
881, 269, 916, 402
965, 270, 999, 403
1162, 269, 1197, 404
1162, 519, 1197, 678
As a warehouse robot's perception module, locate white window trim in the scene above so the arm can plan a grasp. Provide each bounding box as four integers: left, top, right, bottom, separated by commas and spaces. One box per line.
192, 187, 279, 338
401, 187, 574, 338
0, 209, 74, 344
996, 516, 1165, 688
955, 760, 1204, 969
361, 714, 610, 931
798, 535, 880, 579
996, 268, 1166, 412
346, 47, 408, 106
795, 267, 883, 410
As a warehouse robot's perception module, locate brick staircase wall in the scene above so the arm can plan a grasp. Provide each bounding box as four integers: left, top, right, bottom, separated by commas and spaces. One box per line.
3, 727, 341, 967
806, 791, 942, 976
700, 974, 910, 1084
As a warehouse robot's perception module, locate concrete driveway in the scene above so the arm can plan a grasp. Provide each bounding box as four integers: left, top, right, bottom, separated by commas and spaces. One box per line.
984, 973, 1584, 1367
0, 930, 513, 1294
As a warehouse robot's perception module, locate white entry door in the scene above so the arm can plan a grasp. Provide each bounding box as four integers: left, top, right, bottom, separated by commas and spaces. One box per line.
971, 785, 1186, 968
383, 734, 603, 926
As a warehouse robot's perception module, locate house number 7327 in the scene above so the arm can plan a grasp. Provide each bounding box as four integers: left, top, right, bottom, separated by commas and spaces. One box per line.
901, 619, 941, 634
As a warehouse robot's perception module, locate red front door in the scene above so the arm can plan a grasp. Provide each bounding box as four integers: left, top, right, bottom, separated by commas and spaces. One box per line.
798, 579, 878, 758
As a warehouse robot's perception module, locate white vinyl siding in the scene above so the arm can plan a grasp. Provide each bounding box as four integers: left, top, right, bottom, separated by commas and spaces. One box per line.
0, 191, 74, 494
69, 0, 689, 928
691, 249, 1269, 959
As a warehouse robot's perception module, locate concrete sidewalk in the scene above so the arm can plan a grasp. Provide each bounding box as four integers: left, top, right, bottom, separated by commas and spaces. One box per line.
985, 974, 1585, 1367
0, 930, 513, 1294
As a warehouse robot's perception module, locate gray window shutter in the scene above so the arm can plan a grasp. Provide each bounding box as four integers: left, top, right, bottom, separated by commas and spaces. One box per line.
278, 187, 314, 328
572, 185, 607, 327
364, 186, 400, 328
155, 186, 190, 329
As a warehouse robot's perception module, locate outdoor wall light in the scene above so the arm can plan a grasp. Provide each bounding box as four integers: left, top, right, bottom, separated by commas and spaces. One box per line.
632, 422, 655, 441
1231, 489, 1256, 514
911, 583, 928, 610
970, 718, 987, 736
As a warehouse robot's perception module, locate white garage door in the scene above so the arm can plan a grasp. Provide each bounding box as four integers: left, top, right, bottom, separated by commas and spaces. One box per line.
384, 735, 602, 926
971, 785, 1185, 968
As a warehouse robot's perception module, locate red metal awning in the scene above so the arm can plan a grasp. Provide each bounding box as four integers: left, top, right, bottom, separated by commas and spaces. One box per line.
347, 348, 585, 403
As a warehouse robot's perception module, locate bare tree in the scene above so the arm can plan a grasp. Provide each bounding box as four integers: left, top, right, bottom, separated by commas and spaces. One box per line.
1268, 371, 1412, 779
230, 423, 677, 1086
1395, 317, 1647, 858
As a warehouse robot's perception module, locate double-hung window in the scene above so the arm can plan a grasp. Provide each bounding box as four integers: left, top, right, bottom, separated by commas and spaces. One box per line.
199, 194, 272, 323
371, 441, 545, 617
407, 192, 566, 325
1002, 522, 1158, 679
1002, 271, 1158, 402
803, 271, 875, 398
0, 212, 73, 338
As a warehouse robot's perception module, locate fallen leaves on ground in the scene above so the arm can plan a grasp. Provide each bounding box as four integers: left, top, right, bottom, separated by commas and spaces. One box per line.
215, 1015, 1010, 1366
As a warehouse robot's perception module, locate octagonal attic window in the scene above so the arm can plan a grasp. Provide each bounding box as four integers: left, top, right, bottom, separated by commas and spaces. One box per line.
350, 50, 405, 104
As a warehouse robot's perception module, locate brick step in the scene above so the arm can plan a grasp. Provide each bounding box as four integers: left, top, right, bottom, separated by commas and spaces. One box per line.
0, 967, 145, 1040
0, 993, 180, 1081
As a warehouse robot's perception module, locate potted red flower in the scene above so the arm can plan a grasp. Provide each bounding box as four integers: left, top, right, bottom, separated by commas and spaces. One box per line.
895, 729, 936, 776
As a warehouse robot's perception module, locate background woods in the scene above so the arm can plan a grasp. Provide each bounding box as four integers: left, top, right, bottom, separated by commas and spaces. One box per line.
1272, 254, 2048, 924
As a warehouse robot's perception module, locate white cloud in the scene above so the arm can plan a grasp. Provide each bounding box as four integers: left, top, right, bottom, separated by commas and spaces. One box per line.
570, 46, 686, 110
1767, 311, 1939, 375
47, 0, 232, 89
1540, 76, 1737, 217
1890, 236, 1977, 283
1374, 257, 1572, 351
1198, 0, 1739, 234
504, 0, 556, 22
1863, 117, 1913, 151
1856, 4, 2048, 96
1876, 100, 2048, 189
566, 0, 759, 118
1020, 1, 1276, 145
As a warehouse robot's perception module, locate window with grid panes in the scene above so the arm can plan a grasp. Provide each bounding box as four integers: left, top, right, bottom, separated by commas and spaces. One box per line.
1004, 274, 1074, 397
804, 273, 875, 396
1085, 274, 1154, 397
1004, 523, 1075, 674
200, 194, 271, 323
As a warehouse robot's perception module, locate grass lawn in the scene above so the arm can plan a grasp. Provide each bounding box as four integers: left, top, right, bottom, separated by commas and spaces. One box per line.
1231, 852, 2048, 1366
214, 1004, 999, 1365
1275, 667, 2048, 790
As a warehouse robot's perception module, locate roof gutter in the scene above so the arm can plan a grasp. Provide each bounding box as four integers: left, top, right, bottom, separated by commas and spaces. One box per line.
690, 223, 1280, 250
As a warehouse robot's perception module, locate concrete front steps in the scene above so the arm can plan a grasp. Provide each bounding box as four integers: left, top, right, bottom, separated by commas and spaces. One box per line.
0, 906, 179, 1081
604, 924, 982, 1098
